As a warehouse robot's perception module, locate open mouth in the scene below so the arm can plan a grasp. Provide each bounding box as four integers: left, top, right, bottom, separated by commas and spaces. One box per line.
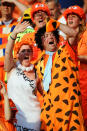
69, 21, 73, 24
39, 20, 43, 23
49, 41, 54, 45
24, 56, 29, 60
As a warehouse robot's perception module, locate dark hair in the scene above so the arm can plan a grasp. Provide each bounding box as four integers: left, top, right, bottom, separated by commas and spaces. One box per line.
1, 2, 15, 9
35, 25, 59, 50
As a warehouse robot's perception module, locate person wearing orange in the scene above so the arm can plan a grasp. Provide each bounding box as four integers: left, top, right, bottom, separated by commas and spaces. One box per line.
61, 6, 87, 129
21, 2, 50, 64
3, 0, 46, 19
35, 19, 85, 131
78, 30, 87, 129
45, 0, 67, 41
62, 5, 86, 64
0, 80, 16, 131
0, 0, 18, 83
4, 21, 43, 131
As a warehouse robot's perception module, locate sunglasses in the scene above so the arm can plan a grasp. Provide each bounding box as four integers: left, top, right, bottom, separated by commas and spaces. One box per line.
20, 49, 32, 54
2, 2, 13, 7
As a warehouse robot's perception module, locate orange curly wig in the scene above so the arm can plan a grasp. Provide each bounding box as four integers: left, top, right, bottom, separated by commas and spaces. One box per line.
14, 34, 35, 58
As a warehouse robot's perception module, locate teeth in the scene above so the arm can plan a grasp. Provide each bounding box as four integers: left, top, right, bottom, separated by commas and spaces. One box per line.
39, 20, 43, 23
24, 57, 29, 59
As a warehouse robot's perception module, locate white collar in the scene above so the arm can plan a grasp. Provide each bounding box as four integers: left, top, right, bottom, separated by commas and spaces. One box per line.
17, 64, 34, 72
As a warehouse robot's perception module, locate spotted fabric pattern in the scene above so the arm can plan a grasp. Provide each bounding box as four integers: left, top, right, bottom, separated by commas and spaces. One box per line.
36, 45, 84, 131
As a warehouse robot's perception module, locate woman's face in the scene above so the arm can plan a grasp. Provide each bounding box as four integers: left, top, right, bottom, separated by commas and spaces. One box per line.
18, 45, 33, 67
67, 14, 81, 28
42, 32, 57, 52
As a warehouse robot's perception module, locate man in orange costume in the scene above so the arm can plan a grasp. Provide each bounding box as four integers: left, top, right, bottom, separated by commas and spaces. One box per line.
35, 19, 85, 131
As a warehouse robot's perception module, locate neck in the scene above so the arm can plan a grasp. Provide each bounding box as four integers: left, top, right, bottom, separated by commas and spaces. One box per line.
2, 15, 12, 22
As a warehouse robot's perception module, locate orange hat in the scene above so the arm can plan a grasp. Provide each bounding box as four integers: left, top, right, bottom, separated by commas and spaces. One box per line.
14, 35, 34, 58
63, 5, 86, 21
46, 18, 60, 32
30, 2, 50, 22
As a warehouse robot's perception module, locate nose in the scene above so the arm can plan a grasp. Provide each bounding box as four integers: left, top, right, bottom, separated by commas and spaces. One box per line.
68, 15, 73, 20
3, 5, 9, 9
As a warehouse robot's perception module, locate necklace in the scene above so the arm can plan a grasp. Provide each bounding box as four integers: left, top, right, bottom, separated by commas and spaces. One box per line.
18, 64, 34, 72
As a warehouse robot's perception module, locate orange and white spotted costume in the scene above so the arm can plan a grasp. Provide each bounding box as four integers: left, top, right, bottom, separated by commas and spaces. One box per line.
36, 43, 85, 131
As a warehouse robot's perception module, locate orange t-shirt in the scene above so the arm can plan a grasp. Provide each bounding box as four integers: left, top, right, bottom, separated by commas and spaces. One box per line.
78, 30, 87, 126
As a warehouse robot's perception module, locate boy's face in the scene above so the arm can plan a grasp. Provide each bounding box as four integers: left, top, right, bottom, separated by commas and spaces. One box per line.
67, 13, 81, 28
42, 32, 57, 52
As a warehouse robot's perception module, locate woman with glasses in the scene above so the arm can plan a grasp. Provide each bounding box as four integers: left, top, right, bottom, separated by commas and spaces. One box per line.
4, 21, 42, 131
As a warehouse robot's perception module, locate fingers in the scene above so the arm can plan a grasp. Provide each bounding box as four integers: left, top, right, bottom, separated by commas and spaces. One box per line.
13, 21, 29, 34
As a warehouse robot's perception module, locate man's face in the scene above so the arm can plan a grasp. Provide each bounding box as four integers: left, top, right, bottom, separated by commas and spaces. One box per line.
33, 10, 48, 29
47, 1, 59, 20
42, 32, 57, 52
1, 2, 14, 16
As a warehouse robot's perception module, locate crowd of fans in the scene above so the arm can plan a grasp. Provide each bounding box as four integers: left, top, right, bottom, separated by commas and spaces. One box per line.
0, 0, 87, 131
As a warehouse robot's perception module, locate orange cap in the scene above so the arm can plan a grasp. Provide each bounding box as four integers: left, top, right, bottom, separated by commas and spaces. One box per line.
30, 2, 50, 22
63, 5, 86, 21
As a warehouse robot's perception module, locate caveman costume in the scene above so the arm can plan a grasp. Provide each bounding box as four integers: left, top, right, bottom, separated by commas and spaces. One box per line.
35, 20, 85, 131
78, 30, 87, 128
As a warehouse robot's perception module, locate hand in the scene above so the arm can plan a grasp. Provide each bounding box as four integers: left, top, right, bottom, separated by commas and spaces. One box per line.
0, 80, 7, 96
12, 21, 30, 35
36, 77, 43, 95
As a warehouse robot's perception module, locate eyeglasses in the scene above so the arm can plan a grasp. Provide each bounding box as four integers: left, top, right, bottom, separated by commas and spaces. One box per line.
34, 11, 46, 18
20, 49, 32, 54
